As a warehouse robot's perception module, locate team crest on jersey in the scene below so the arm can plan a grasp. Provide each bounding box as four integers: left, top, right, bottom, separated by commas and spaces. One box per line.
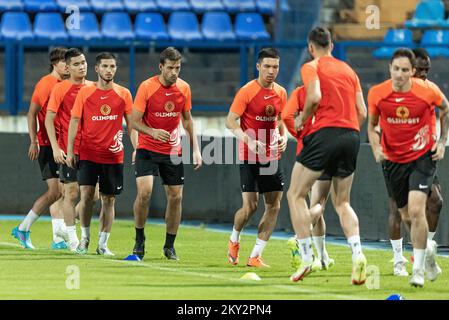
265, 105, 275, 116
100, 104, 111, 116
165, 101, 175, 112
396, 106, 409, 119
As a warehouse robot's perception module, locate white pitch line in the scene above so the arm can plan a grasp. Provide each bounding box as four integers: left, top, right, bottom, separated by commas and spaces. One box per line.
0, 241, 367, 300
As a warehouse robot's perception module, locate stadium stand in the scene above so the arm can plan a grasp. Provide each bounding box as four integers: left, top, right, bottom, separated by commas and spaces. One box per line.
56, 0, 91, 12
202, 12, 236, 41
235, 12, 270, 40
0, 12, 34, 41
135, 12, 170, 41
0, 0, 23, 11
421, 29, 449, 58
405, 0, 446, 28
190, 0, 225, 13
67, 12, 102, 41
34, 12, 68, 41
256, 0, 290, 15
168, 11, 203, 41
90, 0, 125, 13
223, 0, 257, 13
156, 0, 191, 13
24, 0, 58, 12
101, 12, 135, 41
123, 0, 158, 13
372, 29, 415, 59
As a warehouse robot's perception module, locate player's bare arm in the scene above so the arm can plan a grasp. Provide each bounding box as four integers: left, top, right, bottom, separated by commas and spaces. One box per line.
299, 79, 321, 128
27, 102, 42, 161
131, 109, 170, 143
66, 116, 79, 169
355, 91, 367, 128
367, 112, 386, 163
45, 110, 65, 164
277, 115, 288, 153
182, 111, 202, 170
433, 95, 449, 161
225, 111, 266, 155
130, 128, 138, 164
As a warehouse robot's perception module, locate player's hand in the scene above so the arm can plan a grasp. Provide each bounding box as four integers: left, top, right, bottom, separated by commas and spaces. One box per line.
53, 146, 66, 164
151, 128, 171, 142
131, 150, 136, 165
373, 146, 386, 163
248, 139, 266, 155
278, 135, 287, 153
432, 140, 446, 161
295, 116, 304, 132
193, 150, 203, 170
65, 151, 77, 169
28, 142, 39, 161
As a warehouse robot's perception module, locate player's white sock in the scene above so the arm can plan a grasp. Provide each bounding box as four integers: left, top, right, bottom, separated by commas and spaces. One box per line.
428, 232, 436, 241
312, 235, 325, 261
230, 227, 240, 243
66, 225, 79, 246
413, 248, 426, 272
51, 219, 65, 242
250, 238, 267, 258
347, 235, 363, 261
297, 237, 313, 263
98, 232, 110, 248
19, 210, 40, 232
81, 227, 90, 241
390, 238, 404, 263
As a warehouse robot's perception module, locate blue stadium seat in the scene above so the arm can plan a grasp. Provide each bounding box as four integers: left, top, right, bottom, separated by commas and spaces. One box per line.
235, 13, 270, 41
202, 12, 236, 41
190, 0, 224, 13
123, 0, 157, 13
168, 12, 202, 41
24, 0, 58, 12
223, 0, 256, 12
256, 0, 290, 15
0, 12, 33, 41
0, 0, 23, 11
90, 0, 125, 13
56, 0, 91, 12
34, 12, 68, 41
421, 30, 449, 58
156, 0, 190, 13
372, 29, 414, 59
68, 12, 101, 41
404, 1, 445, 28
135, 13, 169, 41
101, 12, 134, 41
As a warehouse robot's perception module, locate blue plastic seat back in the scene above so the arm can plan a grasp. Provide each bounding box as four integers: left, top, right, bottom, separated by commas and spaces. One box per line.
0, 0, 23, 11
202, 12, 236, 41
256, 0, 290, 14
135, 12, 169, 40
414, 1, 445, 20
123, 0, 157, 12
190, 0, 224, 12
235, 13, 270, 40
24, 0, 58, 12
421, 30, 449, 46
68, 12, 101, 40
101, 12, 134, 40
168, 11, 202, 41
90, 0, 125, 12
1, 12, 34, 41
156, 0, 190, 12
56, 0, 91, 11
223, 0, 256, 12
384, 29, 413, 46
34, 12, 68, 40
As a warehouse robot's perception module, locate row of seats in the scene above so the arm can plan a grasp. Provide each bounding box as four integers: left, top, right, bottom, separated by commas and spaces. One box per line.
373, 29, 449, 59
405, 0, 449, 28
0, 0, 290, 14
0, 11, 270, 42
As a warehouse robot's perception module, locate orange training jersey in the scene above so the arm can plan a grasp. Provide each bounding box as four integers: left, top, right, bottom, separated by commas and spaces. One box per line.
426, 79, 444, 141
281, 86, 312, 155
134, 76, 191, 156
368, 78, 443, 163
31, 74, 61, 146
301, 56, 361, 135
71, 83, 133, 164
230, 79, 287, 162
47, 79, 93, 154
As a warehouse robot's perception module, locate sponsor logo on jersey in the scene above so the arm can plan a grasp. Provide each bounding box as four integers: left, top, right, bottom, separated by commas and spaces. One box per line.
100, 104, 111, 116
165, 101, 175, 112
386, 106, 420, 124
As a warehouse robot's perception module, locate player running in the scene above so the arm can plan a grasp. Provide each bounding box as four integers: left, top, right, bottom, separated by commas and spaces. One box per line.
226, 48, 288, 268
382, 48, 444, 277
12, 47, 69, 249
130, 47, 202, 261
45, 48, 93, 251
287, 27, 368, 284
66, 52, 133, 256
282, 85, 335, 271
368, 48, 449, 287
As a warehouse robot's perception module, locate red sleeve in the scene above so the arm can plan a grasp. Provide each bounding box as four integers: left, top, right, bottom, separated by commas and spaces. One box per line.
282, 88, 302, 137
367, 87, 380, 116
301, 62, 318, 87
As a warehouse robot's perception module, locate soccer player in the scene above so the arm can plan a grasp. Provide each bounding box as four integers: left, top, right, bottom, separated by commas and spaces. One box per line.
45, 48, 93, 251
12, 47, 69, 249
131, 47, 202, 260
367, 48, 449, 287
66, 52, 133, 255
383, 48, 444, 277
287, 27, 367, 284
225, 48, 288, 268
282, 85, 335, 271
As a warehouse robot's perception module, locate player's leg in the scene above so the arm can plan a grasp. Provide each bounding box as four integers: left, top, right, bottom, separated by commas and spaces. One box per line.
228, 162, 259, 265
163, 184, 183, 260
387, 197, 410, 276
426, 180, 442, 241
49, 184, 68, 249
310, 179, 333, 269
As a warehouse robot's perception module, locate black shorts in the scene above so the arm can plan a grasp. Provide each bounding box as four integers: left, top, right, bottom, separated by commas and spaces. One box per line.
59, 163, 78, 184
317, 172, 332, 181
240, 161, 284, 194
297, 127, 360, 178
134, 149, 184, 185
383, 151, 436, 209
381, 161, 394, 198
38, 146, 59, 180
78, 160, 124, 195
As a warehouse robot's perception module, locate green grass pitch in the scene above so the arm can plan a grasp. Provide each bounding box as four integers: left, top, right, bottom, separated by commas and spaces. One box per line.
1, 219, 448, 300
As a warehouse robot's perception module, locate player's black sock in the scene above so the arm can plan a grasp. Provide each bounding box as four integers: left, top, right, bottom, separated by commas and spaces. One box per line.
135, 227, 145, 241
164, 233, 176, 248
